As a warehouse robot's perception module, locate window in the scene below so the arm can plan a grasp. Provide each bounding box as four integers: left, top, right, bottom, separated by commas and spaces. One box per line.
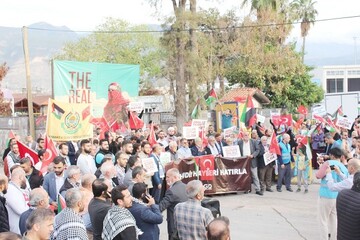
327, 78, 344, 93
348, 70, 360, 75
326, 70, 344, 76
348, 78, 360, 92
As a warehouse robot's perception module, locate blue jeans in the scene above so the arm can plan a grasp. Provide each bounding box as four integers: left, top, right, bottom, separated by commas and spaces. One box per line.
277, 163, 291, 190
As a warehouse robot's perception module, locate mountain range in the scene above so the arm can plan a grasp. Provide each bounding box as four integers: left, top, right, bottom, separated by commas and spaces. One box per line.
0, 22, 357, 94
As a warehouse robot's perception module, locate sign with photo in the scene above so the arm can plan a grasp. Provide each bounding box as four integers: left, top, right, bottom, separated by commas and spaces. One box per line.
183, 126, 199, 139
223, 126, 237, 138
223, 145, 241, 158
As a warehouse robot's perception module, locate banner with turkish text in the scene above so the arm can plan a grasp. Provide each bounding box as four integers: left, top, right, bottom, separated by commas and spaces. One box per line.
46, 98, 92, 141
165, 156, 251, 194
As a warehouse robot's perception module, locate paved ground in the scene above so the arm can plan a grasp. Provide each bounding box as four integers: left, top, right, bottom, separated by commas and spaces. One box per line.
159, 183, 320, 240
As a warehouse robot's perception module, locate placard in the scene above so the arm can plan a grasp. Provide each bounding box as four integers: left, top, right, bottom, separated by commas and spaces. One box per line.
312, 105, 327, 117
141, 157, 158, 173
223, 145, 241, 158
256, 114, 266, 123
264, 152, 277, 165
336, 116, 353, 130
128, 101, 144, 112
223, 126, 237, 138
183, 126, 199, 139
191, 119, 207, 129
160, 152, 171, 165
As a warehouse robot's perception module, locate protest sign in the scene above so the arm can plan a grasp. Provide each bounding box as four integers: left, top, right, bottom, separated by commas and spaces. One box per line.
128, 101, 144, 112
223, 126, 237, 138
142, 157, 158, 173
191, 119, 207, 129
336, 116, 353, 130
223, 145, 241, 158
160, 152, 171, 165
183, 126, 199, 139
264, 152, 277, 165
256, 114, 266, 123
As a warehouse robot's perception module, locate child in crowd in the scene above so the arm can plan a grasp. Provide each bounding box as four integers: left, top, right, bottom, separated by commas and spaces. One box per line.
295, 145, 309, 193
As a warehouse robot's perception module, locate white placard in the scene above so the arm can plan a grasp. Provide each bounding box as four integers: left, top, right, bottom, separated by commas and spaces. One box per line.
312, 105, 327, 117
142, 157, 158, 173
160, 152, 171, 165
257, 114, 266, 123
128, 102, 144, 112
264, 152, 277, 166
191, 119, 207, 129
183, 126, 199, 139
223, 126, 237, 138
223, 145, 241, 158
336, 116, 353, 130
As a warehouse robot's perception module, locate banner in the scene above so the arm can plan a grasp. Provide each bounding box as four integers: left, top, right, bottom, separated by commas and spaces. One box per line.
142, 157, 158, 173
264, 152, 277, 165
256, 114, 266, 123
165, 156, 251, 194
53, 60, 140, 118
46, 99, 92, 141
128, 101, 144, 113
191, 119, 207, 129
223, 126, 236, 138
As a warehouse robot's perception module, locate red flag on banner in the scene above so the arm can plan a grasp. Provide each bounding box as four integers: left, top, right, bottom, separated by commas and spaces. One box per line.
17, 141, 39, 166
195, 155, 215, 180
41, 136, 58, 174
148, 123, 157, 146
82, 105, 91, 120
199, 128, 208, 148
269, 132, 281, 155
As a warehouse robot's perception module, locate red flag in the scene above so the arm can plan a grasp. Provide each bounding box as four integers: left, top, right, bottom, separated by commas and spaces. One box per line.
8, 130, 15, 139
272, 114, 292, 127
233, 96, 247, 103
82, 105, 91, 120
91, 117, 110, 139
17, 141, 39, 166
184, 120, 192, 126
195, 155, 215, 181
296, 135, 308, 146
240, 94, 257, 127
269, 132, 281, 155
199, 128, 208, 148
297, 105, 308, 115
148, 123, 157, 146
41, 136, 58, 174
313, 114, 327, 124
128, 111, 144, 130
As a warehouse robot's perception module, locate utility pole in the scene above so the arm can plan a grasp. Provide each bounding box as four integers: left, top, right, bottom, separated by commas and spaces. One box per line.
354, 37, 358, 65
22, 26, 35, 139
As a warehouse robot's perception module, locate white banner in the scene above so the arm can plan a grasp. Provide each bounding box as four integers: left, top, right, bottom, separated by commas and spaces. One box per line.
159, 152, 171, 165
223, 126, 237, 139
191, 119, 207, 129
128, 101, 144, 112
223, 145, 241, 158
312, 105, 327, 117
256, 114, 266, 123
142, 157, 158, 173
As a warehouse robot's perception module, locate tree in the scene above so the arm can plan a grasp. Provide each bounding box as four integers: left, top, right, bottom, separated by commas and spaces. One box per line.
225, 9, 323, 109
291, 0, 318, 62
55, 18, 163, 91
0, 63, 12, 116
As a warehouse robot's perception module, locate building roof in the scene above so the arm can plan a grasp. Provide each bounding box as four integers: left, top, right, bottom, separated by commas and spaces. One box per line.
219, 87, 270, 105
13, 93, 51, 106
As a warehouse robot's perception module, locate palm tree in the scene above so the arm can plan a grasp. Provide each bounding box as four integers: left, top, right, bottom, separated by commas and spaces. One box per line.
241, 0, 283, 18
291, 0, 318, 63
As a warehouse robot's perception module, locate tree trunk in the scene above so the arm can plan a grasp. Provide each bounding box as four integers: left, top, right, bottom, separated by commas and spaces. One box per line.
175, 36, 186, 132
219, 57, 225, 96
302, 35, 306, 63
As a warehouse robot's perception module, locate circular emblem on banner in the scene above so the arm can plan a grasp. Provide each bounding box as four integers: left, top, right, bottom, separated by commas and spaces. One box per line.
61, 112, 81, 134
203, 159, 213, 168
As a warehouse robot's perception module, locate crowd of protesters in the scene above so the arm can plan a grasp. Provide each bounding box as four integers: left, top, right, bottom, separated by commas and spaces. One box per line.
1, 113, 360, 239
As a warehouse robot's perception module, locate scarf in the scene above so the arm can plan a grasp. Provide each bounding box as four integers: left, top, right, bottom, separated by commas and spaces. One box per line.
102, 205, 142, 240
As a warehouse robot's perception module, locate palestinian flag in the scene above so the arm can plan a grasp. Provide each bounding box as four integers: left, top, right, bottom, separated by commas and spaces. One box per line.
52, 102, 65, 120
191, 104, 200, 119
57, 194, 66, 213
240, 94, 257, 128
204, 89, 217, 106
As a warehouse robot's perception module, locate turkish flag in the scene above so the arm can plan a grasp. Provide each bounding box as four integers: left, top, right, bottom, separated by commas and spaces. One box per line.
269, 132, 281, 155
272, 114, 292, 127
195, 155, 215, 180
313, 114, 327, 124
91, 117, 110, 139
128, 111, 144, 130
148, 123, 157, 146
17, 141, 39, 166
297, 105, 308, 115
41, 136, 58, 174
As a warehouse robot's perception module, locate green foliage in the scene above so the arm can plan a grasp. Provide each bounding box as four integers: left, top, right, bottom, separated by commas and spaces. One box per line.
54, 17, 163, 90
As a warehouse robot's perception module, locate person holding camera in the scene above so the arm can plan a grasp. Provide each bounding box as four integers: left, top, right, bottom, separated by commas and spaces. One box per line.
316, 147, 349, 240
326, 158, 360, 191
129, 182, 163, 240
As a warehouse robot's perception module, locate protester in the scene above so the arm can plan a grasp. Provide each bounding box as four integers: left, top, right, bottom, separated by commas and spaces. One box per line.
77, 139, 97, 175
257, 136, 275, 193
128, 166, 146, 195
59, 165, 81, 198
5, 168, 29, 234
51, 188, 88, 240
167, 141, 178, 161
206, 135, 220, 156
326, 158, 360, 191
115, 151, 128, 185
294, 145, 310, 193
88, 179, 112, 240
4, 142, 20, 177
58, 143, 71, 166
129, 182, 163, 240
277, 134, 294, 192
0, 174, 9, 233
159, 168, 188, 239
207, 217, 231, 240
102, 185, 141, 240
95, 139, 115, 168
19, 157, 43, 189
191, 137, 209, 156
19, 188, 49, 235
174, 180, 214, 239
43, 156, 66, 209
35, 138, 45, 153
100, 161, 119, 188
151, 144, 165, 203
22, 208, 55, 240
177, 138, 193, 160
123, 155, 142, 187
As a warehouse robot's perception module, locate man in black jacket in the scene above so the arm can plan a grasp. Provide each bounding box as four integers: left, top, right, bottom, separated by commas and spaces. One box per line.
20, 157, 43, 189
159, 168, 188, 240
0, 174, 9, 233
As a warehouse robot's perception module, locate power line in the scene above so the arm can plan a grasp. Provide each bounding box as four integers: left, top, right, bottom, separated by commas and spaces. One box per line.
22, 14, 360, 34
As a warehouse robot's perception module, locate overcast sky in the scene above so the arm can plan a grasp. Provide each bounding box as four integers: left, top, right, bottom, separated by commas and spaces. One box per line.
1, 0, 360, 45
